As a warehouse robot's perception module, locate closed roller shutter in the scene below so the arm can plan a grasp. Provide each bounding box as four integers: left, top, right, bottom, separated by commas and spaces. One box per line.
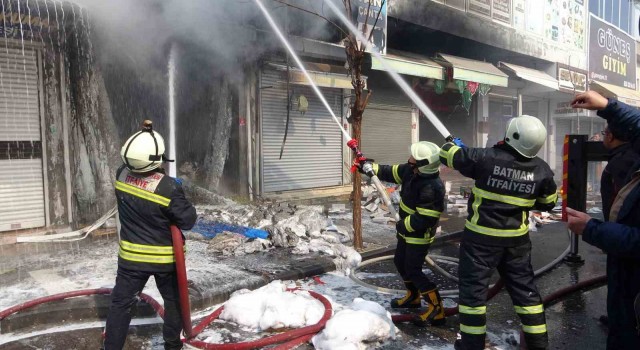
260, 69, 343, 193
361, 103, 412, 165
0, 47, 45, 232
360, 72, 413, 165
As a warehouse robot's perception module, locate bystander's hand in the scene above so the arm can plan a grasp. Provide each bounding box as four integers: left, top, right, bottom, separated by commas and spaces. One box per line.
566, 207, 593, 235
571, 91, 609, 110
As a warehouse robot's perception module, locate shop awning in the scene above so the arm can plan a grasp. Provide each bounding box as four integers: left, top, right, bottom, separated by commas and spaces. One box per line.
437, 53, 508, 87
370, 50, 444, 80
267, 62, 355, 89
590, 80, 640, 108
498, 62, 559, 90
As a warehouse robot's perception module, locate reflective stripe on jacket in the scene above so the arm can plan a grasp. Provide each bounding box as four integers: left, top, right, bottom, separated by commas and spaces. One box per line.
373, 163, 444, 245
439, 142, 557, 247
115, 165, 197, 272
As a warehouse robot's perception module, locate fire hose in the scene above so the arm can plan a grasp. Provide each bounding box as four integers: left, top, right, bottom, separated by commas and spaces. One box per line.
0, 225, 333, 350
0, 225, 607, 350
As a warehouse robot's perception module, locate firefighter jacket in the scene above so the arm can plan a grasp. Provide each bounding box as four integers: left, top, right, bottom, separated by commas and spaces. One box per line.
439, 142, 558, 247
114, 165, 197, 272
372, 163, 445, 245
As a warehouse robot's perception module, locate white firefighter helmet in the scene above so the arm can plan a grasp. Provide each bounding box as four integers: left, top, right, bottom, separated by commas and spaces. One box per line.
410, 141, 441, 174
120, 120, 168, 173
504, 115, 547, 158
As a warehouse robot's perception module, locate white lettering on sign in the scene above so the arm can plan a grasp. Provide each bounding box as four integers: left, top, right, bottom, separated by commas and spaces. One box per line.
597, 27, 632, 64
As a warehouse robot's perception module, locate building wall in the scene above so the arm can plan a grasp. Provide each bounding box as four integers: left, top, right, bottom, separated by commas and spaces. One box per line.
390, 0, 588, 69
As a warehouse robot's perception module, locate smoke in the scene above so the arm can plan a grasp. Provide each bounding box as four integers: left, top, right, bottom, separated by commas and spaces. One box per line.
67, 0, 347, 75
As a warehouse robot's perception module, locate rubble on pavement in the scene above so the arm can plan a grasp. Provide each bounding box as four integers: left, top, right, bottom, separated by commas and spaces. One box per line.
191, 200, 360, 273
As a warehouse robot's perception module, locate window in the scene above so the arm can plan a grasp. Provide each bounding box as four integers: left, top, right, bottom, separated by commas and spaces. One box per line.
590, 0, 601, 16
620, 0, 630, 33
605, 0, 614, 23
590, 0, 634, 35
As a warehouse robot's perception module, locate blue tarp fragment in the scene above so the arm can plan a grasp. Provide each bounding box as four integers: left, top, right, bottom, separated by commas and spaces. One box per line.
191, 219, 269, 239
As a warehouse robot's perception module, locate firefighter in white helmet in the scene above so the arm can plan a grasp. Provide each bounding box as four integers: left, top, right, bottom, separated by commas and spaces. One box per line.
104, 120, 196, 350
439, 116, 557, 350
359, 141, 447, 327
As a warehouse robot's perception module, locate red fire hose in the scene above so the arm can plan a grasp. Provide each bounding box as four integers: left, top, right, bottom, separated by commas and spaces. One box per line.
172, 225, 193, 339
0, 225, 608, 350
518, 274, 607, 348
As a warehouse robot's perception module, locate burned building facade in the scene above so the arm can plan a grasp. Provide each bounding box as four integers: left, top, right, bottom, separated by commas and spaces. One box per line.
2, 0, 640, 241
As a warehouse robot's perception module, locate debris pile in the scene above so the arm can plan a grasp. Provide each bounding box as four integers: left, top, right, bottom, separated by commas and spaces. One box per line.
529, 211, 560, 231
445, 181, 469, 216
360, 183, 399, 224
191, 201, 360, 273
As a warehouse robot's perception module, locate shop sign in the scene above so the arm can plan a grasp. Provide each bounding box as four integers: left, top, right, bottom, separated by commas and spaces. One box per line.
555, 101, 579, 115
557, 64, 587, 94
588, 14, 637, 89
492, 0, 511, 24
0, 10, 56, 40
351, 0, 387, 54
466, 0, 512, 25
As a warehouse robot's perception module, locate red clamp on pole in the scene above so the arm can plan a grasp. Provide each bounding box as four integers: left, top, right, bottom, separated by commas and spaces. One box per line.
346, 139, 358, 151
347, 139, 367, 173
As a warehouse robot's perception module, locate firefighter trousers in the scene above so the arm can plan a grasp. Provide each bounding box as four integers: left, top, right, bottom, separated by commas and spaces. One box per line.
394, 238, 437, 292
104, 266, 183, 350
458, 240, 547, 350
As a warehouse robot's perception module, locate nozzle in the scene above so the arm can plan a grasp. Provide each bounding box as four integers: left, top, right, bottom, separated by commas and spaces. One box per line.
347, 139, 359, 151
445, 135, 454, 143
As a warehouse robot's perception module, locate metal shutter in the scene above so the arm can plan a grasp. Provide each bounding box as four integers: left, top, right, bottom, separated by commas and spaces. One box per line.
260, 69, 343, 193
361, 103, 413, 165
360, 72, 413, 166
0, 47, 45, 232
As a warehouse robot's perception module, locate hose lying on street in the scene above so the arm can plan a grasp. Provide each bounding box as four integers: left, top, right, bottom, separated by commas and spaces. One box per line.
16, 206, 118, 243
351, 230, 573, 322
0, 226, 598, 350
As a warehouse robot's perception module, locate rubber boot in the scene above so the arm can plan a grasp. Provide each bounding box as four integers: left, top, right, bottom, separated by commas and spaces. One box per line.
390, 281, 421, 309
413, 288, 446, 327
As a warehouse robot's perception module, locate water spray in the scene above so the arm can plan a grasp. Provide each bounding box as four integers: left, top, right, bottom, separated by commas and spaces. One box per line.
168, 43, 178, 177
324, 1, 454, 142
254, 0, 398, 221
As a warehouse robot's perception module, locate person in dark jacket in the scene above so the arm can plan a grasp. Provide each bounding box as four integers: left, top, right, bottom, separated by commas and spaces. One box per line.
600, 125, 637, 221
567, 90, 640, 350
104, 121, 197, 350
361, 141, 446, 326
440, 115, 557, 350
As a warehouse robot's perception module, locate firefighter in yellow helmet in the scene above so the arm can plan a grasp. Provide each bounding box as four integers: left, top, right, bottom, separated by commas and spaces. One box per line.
104, 120, 196, 350
359, 141, 446, 327
440, 116, 557, 350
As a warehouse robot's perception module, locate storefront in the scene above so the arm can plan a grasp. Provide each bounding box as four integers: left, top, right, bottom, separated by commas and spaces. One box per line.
420, 53, 509, 146
259, 62, 352, 194
493, 61, 560, 163
361, 51, 444, 165
0, 45, 48, 232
